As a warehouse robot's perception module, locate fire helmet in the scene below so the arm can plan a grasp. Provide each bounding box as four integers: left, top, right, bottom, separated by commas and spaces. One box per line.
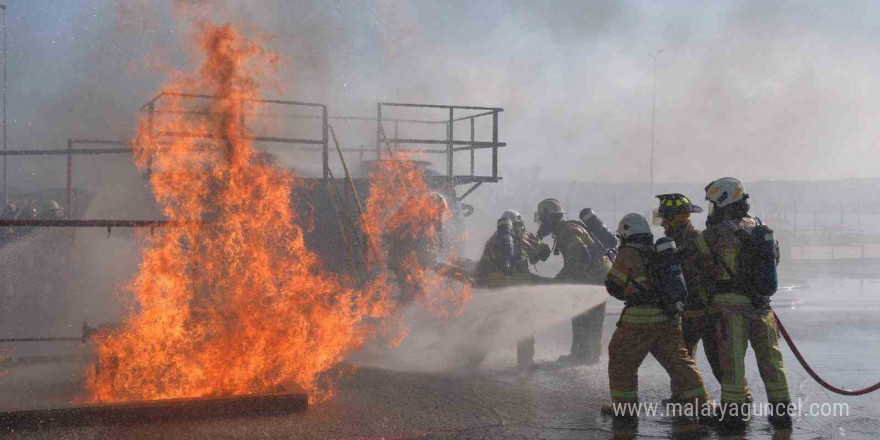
429, 191, 449, 212
534, 198, 565, 224
655, 193, 703, 218
501, 209, 523, 224
43, 200, 61, 212
704, 177, 746, 208
616, 213, 651, 240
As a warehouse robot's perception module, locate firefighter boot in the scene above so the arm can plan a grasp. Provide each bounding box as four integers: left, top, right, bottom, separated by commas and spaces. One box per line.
768, 401, 793, 429
516, 336, 536, 370
559, 303, 605, 365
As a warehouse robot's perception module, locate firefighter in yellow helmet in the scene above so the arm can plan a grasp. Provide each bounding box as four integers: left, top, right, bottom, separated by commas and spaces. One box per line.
535, 198, 611, 365
602, 213, 709, 417
701, 177, 791, 429
654, 194, 723, 386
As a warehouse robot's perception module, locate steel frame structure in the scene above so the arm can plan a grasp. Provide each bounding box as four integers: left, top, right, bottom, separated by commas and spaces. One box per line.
0, 94, 505, 224
376, 102, 505, 194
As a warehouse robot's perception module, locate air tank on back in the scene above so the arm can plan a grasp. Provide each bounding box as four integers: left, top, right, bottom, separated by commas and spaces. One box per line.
654, 236, 688, 317
578, 208, 618, 251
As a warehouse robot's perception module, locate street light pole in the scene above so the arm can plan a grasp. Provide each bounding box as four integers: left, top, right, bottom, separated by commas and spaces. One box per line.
649, 49, 663, 198
1, 5, 6, 204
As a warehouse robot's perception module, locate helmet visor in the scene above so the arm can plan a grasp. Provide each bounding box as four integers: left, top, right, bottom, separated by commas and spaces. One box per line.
651, 208, 663, 226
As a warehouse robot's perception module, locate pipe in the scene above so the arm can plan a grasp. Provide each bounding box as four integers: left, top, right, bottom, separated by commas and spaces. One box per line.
0, 219, 187, 228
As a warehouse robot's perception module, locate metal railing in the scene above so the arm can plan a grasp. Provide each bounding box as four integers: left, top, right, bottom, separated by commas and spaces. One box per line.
141, 92, 330, 177
376, 102, 505, 193
0, 95, 506, 225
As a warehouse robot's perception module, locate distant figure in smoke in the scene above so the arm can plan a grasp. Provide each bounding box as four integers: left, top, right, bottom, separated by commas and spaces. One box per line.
16, 199, 38, 220
0, 202, 17, 247
534, 198, 611, 365
37, 200, 62, 220
0, 202, 17, 220
384, 192, 449, 306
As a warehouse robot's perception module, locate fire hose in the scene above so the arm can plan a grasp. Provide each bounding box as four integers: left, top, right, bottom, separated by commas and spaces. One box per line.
773, 310, 880, 396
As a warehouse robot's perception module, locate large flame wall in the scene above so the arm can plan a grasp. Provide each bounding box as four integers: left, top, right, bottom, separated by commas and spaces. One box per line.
87, 23, 468, 403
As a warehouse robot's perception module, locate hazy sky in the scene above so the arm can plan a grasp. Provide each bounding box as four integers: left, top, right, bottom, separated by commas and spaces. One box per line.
4, 0, 880, 189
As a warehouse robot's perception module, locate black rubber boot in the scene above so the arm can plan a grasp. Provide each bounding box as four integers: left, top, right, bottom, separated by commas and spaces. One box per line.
565, 303, 605, 365
768, 401, 793, 429
516, 336, 535, 370
715, 402, 747, 432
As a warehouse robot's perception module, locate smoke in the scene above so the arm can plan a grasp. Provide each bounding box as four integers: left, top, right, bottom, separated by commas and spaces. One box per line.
5, 0, 880, 332
8, 0, 880, 187
354, 284, 607, 372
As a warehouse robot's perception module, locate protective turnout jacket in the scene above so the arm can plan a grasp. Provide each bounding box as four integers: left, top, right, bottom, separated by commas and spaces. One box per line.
553, 220, 610, 284
701, 217, 778, 309
606, 243, 667, 324
668, 224, 715, 312
701, 216, 790, 405
476, 230, 531, 277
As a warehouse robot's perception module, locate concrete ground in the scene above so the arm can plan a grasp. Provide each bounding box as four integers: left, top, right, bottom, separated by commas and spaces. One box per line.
1, 278, 879, 439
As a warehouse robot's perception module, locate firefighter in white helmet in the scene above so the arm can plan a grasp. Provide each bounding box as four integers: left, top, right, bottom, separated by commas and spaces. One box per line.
475, 209, 549, 282
700, 177, 791, 429
602, 213, 709, 417
534, 198, 611, 365
475, 208, 551, 368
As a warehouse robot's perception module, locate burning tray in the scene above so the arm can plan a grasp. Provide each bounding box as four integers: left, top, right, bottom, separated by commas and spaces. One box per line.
0, 392, 308, 430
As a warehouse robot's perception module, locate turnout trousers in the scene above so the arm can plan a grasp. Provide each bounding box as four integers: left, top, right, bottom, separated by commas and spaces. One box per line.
608, 306, 709, 405
681, 308, 723, 385
571, 301, 606, 363
710, 294, 790, 407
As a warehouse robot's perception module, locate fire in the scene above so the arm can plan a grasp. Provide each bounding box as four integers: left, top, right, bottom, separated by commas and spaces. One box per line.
87, 23, 395, 403
88, 21, 471, 404
363, 156, 471, 318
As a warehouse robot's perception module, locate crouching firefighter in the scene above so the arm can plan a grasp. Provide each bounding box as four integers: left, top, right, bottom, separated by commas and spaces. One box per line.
476, 209, 551, 368
475, 209, 550, 285
602, 213, 709, 418
535, 198, 611, 365
701, 177, 791, 429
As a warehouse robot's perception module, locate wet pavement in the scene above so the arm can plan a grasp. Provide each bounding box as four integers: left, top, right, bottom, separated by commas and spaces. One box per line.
1, 277, 879, 439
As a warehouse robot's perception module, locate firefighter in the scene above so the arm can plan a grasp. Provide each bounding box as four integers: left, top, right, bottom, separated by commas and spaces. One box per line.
0, 202, 16, 247
654, 194, 723, 387
475, 209, 551, 369
535, 198, 610, 365
384, 192, 449, 306
602, 213, 709, 417
475, 209, 549, 283
16, 199, 37, 220
700, 178, 791, 429
0, 202, 16, 219
38, 200, 62, 220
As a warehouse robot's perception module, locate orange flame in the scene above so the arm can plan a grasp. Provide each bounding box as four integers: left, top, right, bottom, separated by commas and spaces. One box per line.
362, 155, 471, 318
88, 22, 471, 404
87, 23, 396, 403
